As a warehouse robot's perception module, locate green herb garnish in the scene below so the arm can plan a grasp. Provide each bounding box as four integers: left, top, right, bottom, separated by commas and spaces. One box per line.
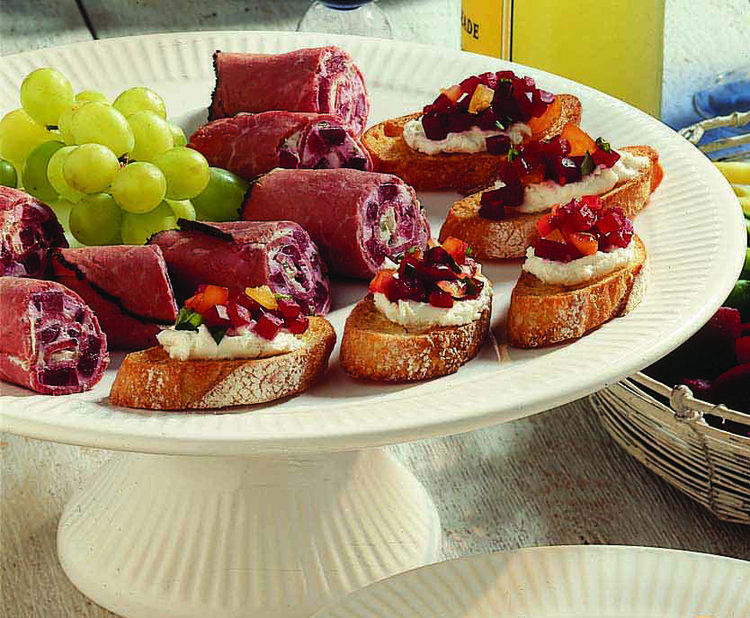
209, 327, 226, 345
175, 307, 204, 331
495, 119, 506, 131
466, 245, 474, 257
463, 277, 478, 297
507, 147, 521, 162
274, 293, 293, 300
595, 137, 612, 152
580, 151, 595, 176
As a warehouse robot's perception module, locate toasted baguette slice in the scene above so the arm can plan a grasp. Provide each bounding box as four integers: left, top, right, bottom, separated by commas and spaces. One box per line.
506, 235, 648, 348
362, 94, 582, 193
340, 296, 491, 381
439, 145, 663, 259
109, 318, 336, 411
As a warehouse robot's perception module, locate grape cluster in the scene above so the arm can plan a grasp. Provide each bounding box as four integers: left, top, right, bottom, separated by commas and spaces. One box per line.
0, 68, 249, 247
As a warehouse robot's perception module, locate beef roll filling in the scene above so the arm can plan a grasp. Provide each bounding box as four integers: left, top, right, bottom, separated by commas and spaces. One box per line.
316, 50, 369, 137
361, 182, 429, 271
0, 278, 108, 395
280, 120, 371, 171
0, 186, 67, 278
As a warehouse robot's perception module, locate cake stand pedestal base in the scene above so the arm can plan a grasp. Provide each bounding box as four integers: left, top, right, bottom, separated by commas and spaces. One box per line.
57, 448, 441, 618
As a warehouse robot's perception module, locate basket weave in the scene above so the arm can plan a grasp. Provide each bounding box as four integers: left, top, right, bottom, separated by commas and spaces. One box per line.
590, 373, 750, 524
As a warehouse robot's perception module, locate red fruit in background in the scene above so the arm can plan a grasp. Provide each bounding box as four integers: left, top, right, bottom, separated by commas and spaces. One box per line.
708, 363, 750, 412
681, 378, 712, 399
737, 336, 750, 365
646, 307, 742, 385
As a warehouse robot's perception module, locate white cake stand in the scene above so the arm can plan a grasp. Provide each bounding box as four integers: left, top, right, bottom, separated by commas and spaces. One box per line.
1, 32, 745, 618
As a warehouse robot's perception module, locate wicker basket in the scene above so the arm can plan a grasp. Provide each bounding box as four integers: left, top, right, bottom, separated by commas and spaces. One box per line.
590, 373, 750, 524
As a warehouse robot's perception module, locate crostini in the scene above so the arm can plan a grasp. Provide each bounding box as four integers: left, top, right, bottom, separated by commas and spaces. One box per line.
110, 285, 336, 410
506, 196, 647, 348
362, 70, 582, 192
439, 125, 663, 259
340, 238, 491, 381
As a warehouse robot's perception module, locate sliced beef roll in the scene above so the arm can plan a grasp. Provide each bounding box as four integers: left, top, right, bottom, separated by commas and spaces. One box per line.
149, 220, 331, 315
0, 277, 108, 395
208, 46, 369, 136
188, 111, 372, 182
51, 245, 178, 350
1, 186, 67, 278
241, 169, 431, 279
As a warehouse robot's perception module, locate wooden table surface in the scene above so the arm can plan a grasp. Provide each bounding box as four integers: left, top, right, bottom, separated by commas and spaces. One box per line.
2, 1, 749, 617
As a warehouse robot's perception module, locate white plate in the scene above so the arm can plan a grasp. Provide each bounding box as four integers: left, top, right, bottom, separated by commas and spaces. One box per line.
312, 545, 750, 618
0, 32, 744, 455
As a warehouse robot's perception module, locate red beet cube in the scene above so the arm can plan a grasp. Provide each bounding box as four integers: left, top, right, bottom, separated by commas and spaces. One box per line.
430, 92, 452, 111
285, 314, 309, 335
459, 75, 481, 95
278, 149, 299, 169
478, 198, 505, 221
277, 298, 302, 320
422, 112, 449, 141
486, 134, 511, 155
429, 289, 454, 308
592, 147, 621, 168
533, 238, 582, 263
202, 304, 232, 328
319, 127, 347, 146
227, 303, 253, 328
254, 313, 283, 340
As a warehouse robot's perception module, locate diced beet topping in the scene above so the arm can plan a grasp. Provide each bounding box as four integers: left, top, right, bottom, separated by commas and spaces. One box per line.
278, 149, 300, 169
178, 284, 309, 343
530, 196, 634, 263
419, 70, 555, 142
478, 128, 622, 221
486, 135, 511, 156
368, 238, 484, 309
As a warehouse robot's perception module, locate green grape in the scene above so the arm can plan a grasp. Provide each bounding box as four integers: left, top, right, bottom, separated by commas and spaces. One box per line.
152, 147, 210, 200
0, 108, 57, 168
110, 161, 166, 213
113, 87, 167, 119
0, 158, 18, 188
48, 198, 74, 229
71, 102, 134, 157
23, 140, 64, 201
120, 201, 177, 245
20, 67, 74, 127
168, 123, 187, 147
192, 167, 249, 221
165, 198, 196, 220
47, 146, 85, 203
127, 110, 173, 162
76, 90, 109, 104
63, 143, 120, 194
57, 102, 85, 145
69, 192, 122, 245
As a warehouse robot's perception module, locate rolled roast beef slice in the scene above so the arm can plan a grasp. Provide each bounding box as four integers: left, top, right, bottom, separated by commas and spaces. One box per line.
242, 169, 431, 279
0, 186, 67, 278
209, 46, 369, 135
0, 277, 108, 395
149, 220, 331, 315
52, 245, 178, 350
189, 111, 371, 182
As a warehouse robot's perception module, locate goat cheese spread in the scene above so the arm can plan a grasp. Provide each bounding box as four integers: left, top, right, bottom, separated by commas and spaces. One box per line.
157, 324, 301, 361
505, 151, 650, 214
373, 273, 492, 332
523, 242, 635, 286
402, 119, 531, 155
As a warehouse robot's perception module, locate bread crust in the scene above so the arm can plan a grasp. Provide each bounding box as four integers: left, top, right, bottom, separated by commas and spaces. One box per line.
506, 235, 648, 348
339, 296, 491, 381
109, 317, 336, 411
362, 94, 582, 192
438, 145, 662, 259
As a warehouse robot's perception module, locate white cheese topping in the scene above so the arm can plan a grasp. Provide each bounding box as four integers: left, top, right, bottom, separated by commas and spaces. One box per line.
523, 242, 635, 286
511, 151, 650, 214
156, 324, 301, 361
373, 273, 492, 332
402, 119, 531, 155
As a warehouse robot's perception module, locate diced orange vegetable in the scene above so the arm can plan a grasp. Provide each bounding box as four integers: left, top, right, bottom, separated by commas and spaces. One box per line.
442, 236, 469, 264
185, 285, 229, 314
440, 84, 463, 104
468, 84, 495, 114
544, 228, 566, 244
560, 124, 596, 156
369, 269, 396, 295
536, 213, 559, 237
245, 285, 278, 310
564, 229, 598, 256
527, 96, 561, 136
518, 166, 546, 185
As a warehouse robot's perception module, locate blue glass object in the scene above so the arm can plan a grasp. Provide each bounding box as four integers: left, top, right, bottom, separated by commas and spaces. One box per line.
693, 67, 750, 135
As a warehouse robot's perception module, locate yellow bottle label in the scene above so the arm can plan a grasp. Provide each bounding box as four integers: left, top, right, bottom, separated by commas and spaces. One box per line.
461, 0, 512, 59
